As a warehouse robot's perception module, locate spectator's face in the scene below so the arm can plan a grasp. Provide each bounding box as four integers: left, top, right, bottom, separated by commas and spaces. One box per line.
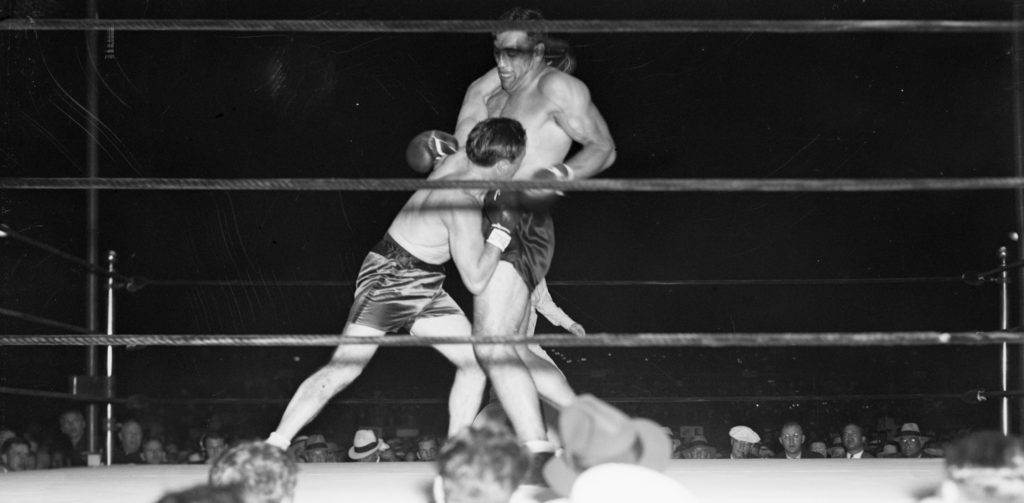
827, 446, 846, 458
842, 425, 865, 452
141, 439, 166, 464
60, 412, 85, 440
899, 436, 924, 457
731, 439, 753, 457
119, 421, 143, 454
3, 443, 33, 471
417, 440, 438, 461
304, 447, 330, 463
779, 425, 805, 455
809, 442, 827, 457
204, 437, 227, 463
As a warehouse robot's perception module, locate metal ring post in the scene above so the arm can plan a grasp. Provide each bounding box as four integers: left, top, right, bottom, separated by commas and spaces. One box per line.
1001, 246, 1011, 435
104, 250, 117, 466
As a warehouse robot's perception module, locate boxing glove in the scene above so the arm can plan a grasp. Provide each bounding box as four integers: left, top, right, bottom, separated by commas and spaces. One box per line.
406, 130, 458, 174
520, 163, 574, 211
483, 189, 520, 251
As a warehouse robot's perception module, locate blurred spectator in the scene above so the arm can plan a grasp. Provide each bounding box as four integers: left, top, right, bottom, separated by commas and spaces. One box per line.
433, 422, 528, 503
1, 437, 33, 472
113, 419, 145, 464
142, 438, 168, 465
841, 423, 873, 459
209, 441, 298, 503
542, 394, 672, 497
727, 425, 760, 459
809, 441, 827, 458
775, 421, 823, 459
568, 464, 695, 503
417, 436, 440, 462
301, 434, 333, 463
348, 429, 388, 463
165, 442, 183, 464
827, 445, 846, 459
879, 441, 901, 458
286, 435, 308, 461
193, 432, 229, 465
155, 484, 245, 503
920, 431, 1024, 503
57, 409, 90, 466
0, 428, 15, 447
896, 423, 941, 459
679, 434, 718, 459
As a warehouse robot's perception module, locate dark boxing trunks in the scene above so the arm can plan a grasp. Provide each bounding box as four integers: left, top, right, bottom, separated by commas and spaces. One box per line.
487, 208, 554, 293
347, 233, 464, 332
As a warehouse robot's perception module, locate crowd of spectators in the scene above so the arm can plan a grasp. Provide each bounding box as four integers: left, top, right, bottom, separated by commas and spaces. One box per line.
3, 397, 1024, 503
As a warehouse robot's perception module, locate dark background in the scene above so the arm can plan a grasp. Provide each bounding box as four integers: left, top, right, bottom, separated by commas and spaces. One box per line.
1, 0, 1021, 447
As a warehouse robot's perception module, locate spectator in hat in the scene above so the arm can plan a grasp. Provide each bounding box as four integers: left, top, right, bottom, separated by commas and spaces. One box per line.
209, 440, 298, 503
301, 434, 333, 463
348, 429, 388, 463
542, 394, 672, 497
679, 434, 718, 459
728, 425, 761, 459
896, 423, 941, 458
774, 421, 823, 459
433, 422, 528, 503
919, 431, 1024, 503
841, 423, 873, 459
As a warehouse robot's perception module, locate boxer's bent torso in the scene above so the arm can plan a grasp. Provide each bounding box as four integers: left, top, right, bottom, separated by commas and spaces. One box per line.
347, 233, 464, 333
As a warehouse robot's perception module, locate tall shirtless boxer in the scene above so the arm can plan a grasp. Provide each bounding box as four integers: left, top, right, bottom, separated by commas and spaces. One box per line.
266, 118, 526, 450
453, 8, 616, 454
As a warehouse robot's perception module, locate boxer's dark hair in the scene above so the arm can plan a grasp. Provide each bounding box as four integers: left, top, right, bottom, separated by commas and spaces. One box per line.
497, 7, 547, 47
466, 118, 526, 168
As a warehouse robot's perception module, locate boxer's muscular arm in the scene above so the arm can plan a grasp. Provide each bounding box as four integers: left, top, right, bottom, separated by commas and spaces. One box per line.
445, 192, 502, 295
540, 72, 616, 179
454, 70, 498, 146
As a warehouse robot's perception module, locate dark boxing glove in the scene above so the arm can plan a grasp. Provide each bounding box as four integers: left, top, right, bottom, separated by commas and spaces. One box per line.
483, 189, 521, 251
520, 163, 574, 211
406, 130, 458, 174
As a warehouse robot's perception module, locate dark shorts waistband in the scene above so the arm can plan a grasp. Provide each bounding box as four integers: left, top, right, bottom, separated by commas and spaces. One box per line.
371, 234, 445, 273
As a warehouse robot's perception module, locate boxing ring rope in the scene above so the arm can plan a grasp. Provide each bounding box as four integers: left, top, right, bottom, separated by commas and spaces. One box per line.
1, 18, 1023, 34
4, 176, 1024, 192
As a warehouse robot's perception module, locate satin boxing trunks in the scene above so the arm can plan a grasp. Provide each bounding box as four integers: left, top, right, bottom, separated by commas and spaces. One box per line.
491, 207, 555, 293
347, 233, 464, 332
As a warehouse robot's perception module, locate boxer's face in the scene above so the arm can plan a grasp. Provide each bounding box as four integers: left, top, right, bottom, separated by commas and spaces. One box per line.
493, 31, 541, 91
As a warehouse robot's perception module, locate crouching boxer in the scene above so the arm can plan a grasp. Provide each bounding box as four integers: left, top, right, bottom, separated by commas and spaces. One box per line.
267, 117, 527, 450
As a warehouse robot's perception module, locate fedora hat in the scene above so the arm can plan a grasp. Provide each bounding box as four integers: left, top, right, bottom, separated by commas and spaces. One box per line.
543, 394, 671, 496
348, 429, 383, 460
896, 423, 929, 442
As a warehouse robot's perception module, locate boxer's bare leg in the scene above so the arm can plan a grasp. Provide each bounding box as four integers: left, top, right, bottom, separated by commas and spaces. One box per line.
412, 314, 488, 437
268, 323, 380, 448
473, 262, 546, 443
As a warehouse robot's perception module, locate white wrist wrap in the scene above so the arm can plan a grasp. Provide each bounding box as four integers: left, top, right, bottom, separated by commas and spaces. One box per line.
487, 225, 512, 251
267, 431, 291, 450
560, 163, 575, 180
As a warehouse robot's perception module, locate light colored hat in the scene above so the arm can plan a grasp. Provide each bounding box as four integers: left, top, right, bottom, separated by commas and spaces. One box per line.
348, 429, 384, 460
729, 425, 760, 444
569, 464, 695, 503
896, 423, 929, 441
